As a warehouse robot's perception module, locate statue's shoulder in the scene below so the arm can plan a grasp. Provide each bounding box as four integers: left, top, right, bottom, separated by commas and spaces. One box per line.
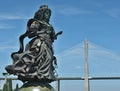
27, 18, 36, 28
27, 18, 40, 31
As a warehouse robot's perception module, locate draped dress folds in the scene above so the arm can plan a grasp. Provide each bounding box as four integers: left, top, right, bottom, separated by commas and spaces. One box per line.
5, 20, 57, 83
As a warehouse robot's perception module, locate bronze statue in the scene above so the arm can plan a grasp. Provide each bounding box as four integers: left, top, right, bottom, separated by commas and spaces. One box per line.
5, 5, 62, 83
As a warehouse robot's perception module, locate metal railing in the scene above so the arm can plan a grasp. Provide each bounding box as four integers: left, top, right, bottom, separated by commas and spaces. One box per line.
55, 76, 120, 91
1, 76, 120, 91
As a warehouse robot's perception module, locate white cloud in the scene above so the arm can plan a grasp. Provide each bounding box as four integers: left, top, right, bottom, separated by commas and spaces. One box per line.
0, 14, 30, 20
0, 40, 18, 51
106, 8, 120, 19
0, 23, 15, 29
55, 6, 91, 16
92, 2, 103, 8
0, 46, 18, 50
59, 7, 81, 15
0, 13, 31, 29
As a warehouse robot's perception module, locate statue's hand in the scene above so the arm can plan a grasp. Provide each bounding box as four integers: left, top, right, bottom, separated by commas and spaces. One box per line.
56, 31, 63, 37
57, 31, 63, 35
54, 31, 63, 40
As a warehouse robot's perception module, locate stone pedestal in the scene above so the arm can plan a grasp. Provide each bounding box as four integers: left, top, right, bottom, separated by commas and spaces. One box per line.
19, 82, 55, 91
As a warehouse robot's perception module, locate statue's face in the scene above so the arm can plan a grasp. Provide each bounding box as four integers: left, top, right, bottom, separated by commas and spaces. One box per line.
44, 10, 51, 21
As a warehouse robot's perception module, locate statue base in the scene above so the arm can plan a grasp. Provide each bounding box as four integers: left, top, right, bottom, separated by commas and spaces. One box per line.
19, 82, 55, 91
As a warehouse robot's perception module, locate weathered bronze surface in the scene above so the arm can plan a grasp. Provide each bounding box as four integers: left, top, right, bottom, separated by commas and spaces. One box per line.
5, 5, 62, 83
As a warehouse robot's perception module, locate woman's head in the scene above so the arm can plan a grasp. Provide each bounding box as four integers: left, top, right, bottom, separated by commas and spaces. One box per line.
34, 5, 51, 22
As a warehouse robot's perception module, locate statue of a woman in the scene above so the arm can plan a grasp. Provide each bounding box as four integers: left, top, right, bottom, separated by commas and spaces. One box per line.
5, 5, 62, 83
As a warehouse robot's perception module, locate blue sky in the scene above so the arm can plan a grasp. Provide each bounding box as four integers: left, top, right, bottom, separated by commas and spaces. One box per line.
0, 0, 120, 91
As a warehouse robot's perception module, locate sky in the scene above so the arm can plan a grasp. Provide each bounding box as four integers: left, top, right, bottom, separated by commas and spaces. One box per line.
0, 0, 120, 91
